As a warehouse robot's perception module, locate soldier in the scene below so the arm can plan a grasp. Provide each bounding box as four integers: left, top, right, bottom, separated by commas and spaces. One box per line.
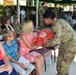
12, 15, 22, 36
52, 4, 59, 19
39, 3, 45, 29
43, 11, 76, 75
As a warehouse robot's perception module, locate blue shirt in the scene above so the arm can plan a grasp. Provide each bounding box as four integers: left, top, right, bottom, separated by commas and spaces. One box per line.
2, 40, 19, 61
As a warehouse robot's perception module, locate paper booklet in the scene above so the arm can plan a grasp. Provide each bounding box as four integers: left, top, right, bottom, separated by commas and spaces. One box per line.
18, 56, 35, 75
0, 65, 5, 73
18, 56, 30, 67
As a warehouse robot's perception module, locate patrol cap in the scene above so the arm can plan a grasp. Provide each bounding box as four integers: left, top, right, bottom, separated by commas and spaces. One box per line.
43, 11, 55, 20
14, 15, 18, 18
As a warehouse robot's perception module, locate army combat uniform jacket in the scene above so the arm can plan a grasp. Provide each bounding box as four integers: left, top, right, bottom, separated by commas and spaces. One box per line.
47, 18, 76, 75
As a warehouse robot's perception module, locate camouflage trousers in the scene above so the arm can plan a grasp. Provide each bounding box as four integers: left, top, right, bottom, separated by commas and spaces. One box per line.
57, 47, 76, 75
39, 16, 44, 29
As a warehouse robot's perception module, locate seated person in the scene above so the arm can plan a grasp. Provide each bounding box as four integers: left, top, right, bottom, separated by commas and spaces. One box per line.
19, 20, 44, 75
12, 15, 22, 36
1, 16, 14, 31
2, 30, 34, 75
0, 42, 17, 75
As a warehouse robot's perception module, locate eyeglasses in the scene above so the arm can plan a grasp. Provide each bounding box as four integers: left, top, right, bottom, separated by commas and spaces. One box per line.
8, 35, 15, 37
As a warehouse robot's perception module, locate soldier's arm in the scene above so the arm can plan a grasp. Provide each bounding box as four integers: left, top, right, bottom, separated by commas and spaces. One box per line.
46, 22, 62, 47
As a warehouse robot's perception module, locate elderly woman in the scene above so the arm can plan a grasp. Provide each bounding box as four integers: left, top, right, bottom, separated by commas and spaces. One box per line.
19, 20, 44, 75
2, 30, 34, 75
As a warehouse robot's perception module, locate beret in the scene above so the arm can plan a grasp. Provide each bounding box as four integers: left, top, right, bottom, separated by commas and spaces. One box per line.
43, 11, 55, 19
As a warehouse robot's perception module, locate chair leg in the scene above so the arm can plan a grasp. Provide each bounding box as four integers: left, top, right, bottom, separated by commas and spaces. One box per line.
29, 69, 37, 75
54, 50, 56, 63
51, 53, 53, 65
44, 58, 46, 71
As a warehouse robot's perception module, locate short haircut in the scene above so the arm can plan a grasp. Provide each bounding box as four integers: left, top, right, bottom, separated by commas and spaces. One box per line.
43, 11, 56, 20
3, 16, 10, 23
2, 30, 16, 40
42, 3, 45, 6
22, 20, 33, 34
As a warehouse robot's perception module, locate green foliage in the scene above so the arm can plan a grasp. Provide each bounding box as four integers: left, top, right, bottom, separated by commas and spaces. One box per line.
0, 5, 6, 24
0, 9, 3, 17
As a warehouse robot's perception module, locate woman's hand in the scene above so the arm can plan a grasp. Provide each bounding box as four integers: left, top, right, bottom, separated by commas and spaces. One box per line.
18, 62, 26, 69
34, 46, 38, 49
3, 65, 13, 74
7, 65, 12, 74
42, 40, 51, 48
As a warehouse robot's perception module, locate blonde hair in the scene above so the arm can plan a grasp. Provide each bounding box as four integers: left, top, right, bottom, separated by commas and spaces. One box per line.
22, 20, 33, 34
2, 30, 16, 40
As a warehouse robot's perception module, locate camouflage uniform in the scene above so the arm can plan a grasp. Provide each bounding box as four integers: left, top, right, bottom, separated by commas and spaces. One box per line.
39, 7, 45, 29
12, 22, 22, 36
0, 24, 2, 34
52, 8, 59, 18
46, 19, 76, 75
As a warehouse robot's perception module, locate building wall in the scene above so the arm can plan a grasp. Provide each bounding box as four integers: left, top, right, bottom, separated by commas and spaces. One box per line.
4, 0, 14, 5
0, 0, 27, 6
0, 0, 3, 5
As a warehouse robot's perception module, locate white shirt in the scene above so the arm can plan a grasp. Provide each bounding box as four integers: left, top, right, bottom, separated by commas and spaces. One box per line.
20, 10, 26, 18
5, 24, 14, 31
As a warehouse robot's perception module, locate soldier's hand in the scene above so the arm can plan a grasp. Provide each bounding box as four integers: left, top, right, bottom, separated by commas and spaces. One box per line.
43, 40, 51, 47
